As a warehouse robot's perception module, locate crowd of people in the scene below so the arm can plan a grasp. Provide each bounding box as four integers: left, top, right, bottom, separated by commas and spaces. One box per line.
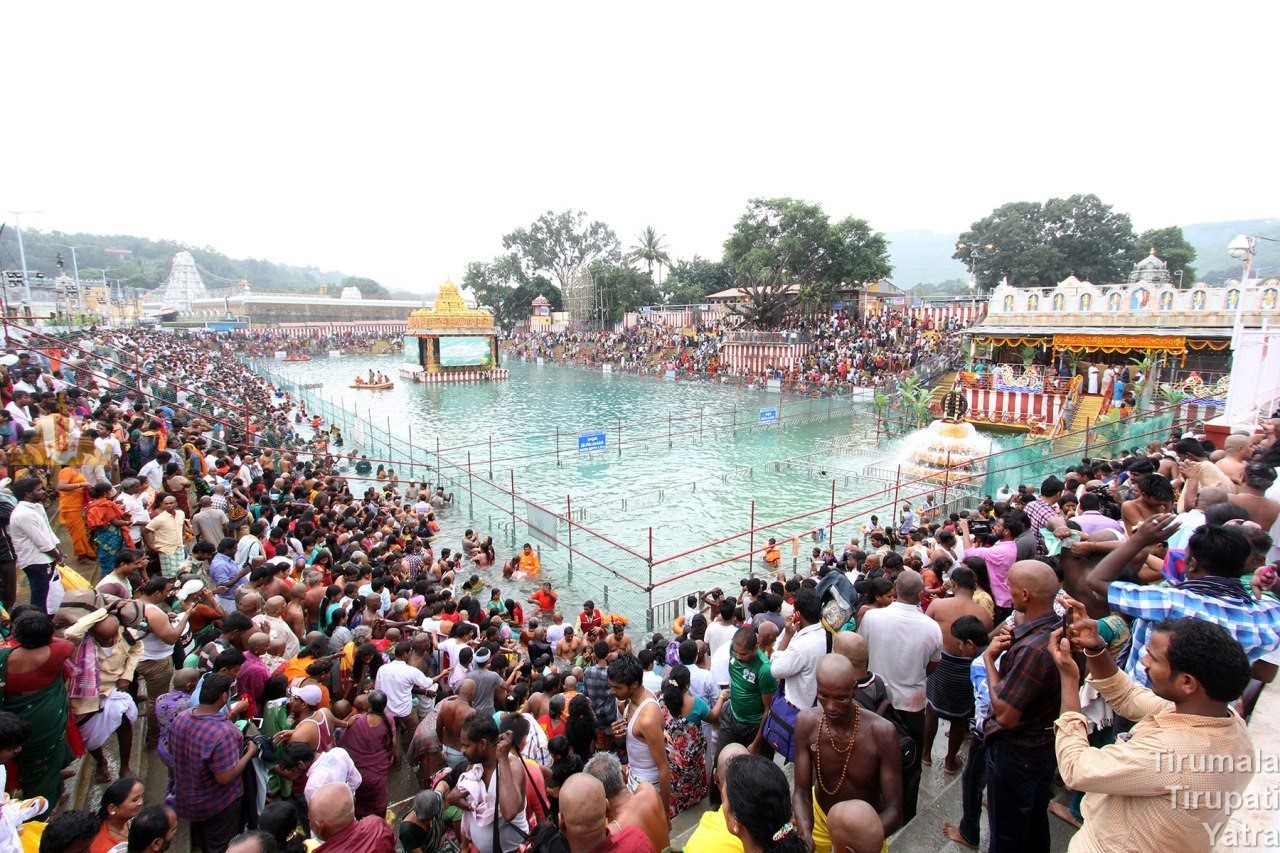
504, 309, 967, 394
0, 324, 1278, 853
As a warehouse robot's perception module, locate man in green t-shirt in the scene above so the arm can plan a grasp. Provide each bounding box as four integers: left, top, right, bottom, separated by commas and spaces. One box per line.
725, 625, 777, 756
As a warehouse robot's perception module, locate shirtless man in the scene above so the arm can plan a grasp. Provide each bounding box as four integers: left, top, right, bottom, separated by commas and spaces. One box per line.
583, 751, 670, 852
604, 622, 632, 655
1216, 434, 1252, 486
793, 654, 903, 850
555, 626, 585, 664
286, 586, 308, 640
1230, 462, 1280, 531
302, 572, 327, 632
1120, 473, 1175, 533
258, 562, 293, 601
922, 566, 993, 773
435, 678, 477, 769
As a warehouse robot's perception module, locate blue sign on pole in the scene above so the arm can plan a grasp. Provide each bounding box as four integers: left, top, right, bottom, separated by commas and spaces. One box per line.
759, 408, 778, 425
578, 431, 607, 453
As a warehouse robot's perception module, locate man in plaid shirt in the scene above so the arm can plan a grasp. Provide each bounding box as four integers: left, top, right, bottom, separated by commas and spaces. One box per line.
168, 672, 259, 853
1086, 515, 1280, 689
1022, 476, 1072, 557
982, 560, 1074, 853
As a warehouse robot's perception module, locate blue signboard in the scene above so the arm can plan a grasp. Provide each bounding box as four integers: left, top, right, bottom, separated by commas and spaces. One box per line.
759, 408, 778, 425
578, 431, 607, 453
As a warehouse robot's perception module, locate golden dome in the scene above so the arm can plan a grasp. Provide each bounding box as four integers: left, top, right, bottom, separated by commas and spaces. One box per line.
407, 280, 494, 330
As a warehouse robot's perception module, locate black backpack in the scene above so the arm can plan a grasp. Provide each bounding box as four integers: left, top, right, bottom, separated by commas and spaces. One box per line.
855, 675, 919, 771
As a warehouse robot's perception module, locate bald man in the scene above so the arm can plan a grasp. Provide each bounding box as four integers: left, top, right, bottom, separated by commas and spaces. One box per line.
1215, 434, 1252, 486
793, 654, 902, 850
982, 560, 1074, 853
310, 782, 394, 852
582, 752, 668, 853
684, 744, 747, 853
559, 774, 655, 853
262, 595, 300, 660
856, 569, 939, 823
828, 800, 886, 853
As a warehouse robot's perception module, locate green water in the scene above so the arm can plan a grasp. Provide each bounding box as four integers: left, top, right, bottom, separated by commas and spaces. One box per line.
263, 355, 957, 622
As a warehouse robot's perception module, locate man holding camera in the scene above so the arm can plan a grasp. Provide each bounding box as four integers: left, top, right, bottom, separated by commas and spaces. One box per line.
959, 513, 1018, 623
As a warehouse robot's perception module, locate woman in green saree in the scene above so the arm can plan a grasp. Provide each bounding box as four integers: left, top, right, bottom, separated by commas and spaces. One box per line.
0, 611, 77, 815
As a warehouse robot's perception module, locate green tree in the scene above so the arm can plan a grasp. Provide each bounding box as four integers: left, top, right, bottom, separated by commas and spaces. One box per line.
1042, 194, 1135, 285
956, 194, 1136, 288
725, 262, 794, 328
502, 210, 620, 292
1131, 226, 1196, 286
463, 255, 529, 330
589, 263, 660, 324
724, 198, 891, 307
510, 276, 561, 320
661, 256, 734, 305
624, 226, 672, 282
341, 276, 390, 299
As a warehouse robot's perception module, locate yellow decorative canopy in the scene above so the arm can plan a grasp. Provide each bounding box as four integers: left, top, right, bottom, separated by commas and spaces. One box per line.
974, 335, 1051, 348
407, 280, 493, 331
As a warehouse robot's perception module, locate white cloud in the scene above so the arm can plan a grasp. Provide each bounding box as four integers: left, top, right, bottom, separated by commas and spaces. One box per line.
5, 1, 1278, 292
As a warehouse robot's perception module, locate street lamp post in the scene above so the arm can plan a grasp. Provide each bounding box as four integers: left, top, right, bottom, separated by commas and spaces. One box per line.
54, 245, 85, 312
956, 241, 995, 317
1226, 234, 1280, 346
6, 209, 44, 309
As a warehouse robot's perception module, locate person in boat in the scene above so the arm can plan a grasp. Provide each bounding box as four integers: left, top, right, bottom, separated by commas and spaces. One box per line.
368, 369, 375, 383
353, 376, 365, 385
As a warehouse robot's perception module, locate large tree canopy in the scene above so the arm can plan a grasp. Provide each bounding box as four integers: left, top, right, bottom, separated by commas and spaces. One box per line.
462, 254, 532, 330
955, 194, 1137, 289
723, 198, 891, 307
502, 210, 620, 292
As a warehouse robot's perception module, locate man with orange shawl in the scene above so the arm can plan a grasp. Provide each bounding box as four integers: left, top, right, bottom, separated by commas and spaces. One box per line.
85, 482, 132, 577
56, 464, 95, 561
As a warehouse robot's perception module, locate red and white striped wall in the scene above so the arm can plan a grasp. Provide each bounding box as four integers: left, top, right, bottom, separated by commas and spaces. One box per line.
719, 342, 814, 374
1178, 402, 1222, 425
963, 387, 1064, 423
901, 303, 986, 327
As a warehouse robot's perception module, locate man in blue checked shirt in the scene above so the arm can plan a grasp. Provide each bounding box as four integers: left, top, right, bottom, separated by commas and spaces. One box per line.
1083, 514, 1280, 691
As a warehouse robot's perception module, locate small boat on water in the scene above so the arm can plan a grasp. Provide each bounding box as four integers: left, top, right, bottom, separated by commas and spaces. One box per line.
283, 355, 312, 362
350, 381, 394, 390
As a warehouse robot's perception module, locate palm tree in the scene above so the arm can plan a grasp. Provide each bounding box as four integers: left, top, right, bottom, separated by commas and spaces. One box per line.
625, 227, 672, 283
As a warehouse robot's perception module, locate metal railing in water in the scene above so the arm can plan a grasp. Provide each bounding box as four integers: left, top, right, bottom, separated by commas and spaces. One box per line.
243, 355, 1192, 632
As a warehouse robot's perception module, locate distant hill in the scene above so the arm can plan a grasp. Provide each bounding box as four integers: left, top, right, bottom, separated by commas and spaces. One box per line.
0, 228, 354, 295
884, 230, 970, 287
1181, 218, 1280, 284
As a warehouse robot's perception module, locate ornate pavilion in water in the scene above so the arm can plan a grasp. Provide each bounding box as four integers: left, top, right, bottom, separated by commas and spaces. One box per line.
399, 281, 508, 384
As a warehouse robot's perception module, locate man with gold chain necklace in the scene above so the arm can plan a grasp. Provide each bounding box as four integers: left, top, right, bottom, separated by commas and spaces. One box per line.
792, 654, 902, 852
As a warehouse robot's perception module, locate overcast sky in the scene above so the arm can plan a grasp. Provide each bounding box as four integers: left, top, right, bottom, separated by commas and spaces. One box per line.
5, 2, 1277, 293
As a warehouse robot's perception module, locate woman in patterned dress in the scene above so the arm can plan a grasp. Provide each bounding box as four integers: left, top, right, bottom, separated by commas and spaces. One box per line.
659, 664, 718, 818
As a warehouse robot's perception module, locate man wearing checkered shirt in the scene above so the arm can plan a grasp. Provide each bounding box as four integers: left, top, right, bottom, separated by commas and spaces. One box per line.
1084, 515, 1280, 691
